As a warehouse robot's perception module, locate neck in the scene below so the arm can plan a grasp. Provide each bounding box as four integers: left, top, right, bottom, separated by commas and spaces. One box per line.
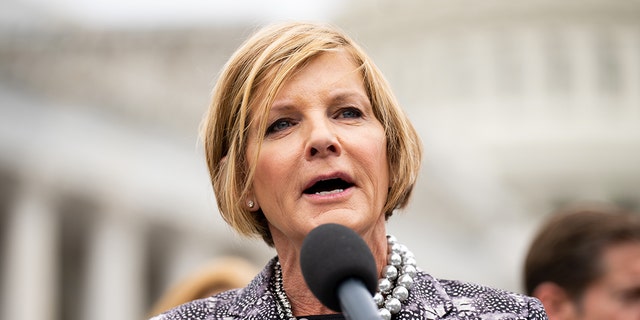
271, 221, 389, 316
280, 257, 334, 316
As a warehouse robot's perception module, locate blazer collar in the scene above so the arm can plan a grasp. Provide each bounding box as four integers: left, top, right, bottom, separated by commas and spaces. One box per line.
231, 258, 458, 319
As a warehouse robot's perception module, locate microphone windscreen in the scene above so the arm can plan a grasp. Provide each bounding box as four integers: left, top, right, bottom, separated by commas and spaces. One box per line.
300, 223, 378, 312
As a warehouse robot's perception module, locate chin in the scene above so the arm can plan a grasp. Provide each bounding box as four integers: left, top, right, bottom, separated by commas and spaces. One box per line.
308, 211, 374, 233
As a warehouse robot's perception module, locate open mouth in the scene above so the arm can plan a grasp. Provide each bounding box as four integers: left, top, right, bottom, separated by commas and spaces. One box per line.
303, 178, 354, 195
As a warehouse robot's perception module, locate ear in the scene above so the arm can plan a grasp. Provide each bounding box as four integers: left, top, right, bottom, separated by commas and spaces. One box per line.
532, 282, 578, 320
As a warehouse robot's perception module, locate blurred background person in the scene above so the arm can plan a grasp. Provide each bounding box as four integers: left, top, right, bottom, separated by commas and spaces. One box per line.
523, 203, 640, 320
147, 256, 258, 317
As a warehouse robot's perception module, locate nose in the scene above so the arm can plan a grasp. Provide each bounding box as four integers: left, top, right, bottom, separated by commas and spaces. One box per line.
305, 118, 341, 159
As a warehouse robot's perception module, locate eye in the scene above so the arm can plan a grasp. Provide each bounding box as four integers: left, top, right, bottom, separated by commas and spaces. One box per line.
337, 107, 363, 119
617, 288, 640, 305
266, 118, 295, 135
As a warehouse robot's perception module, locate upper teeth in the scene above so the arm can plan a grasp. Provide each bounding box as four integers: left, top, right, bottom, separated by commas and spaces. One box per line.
315, 189, 344, 195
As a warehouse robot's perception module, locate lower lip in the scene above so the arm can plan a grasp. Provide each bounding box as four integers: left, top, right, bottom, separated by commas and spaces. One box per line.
303, 187, 353, 201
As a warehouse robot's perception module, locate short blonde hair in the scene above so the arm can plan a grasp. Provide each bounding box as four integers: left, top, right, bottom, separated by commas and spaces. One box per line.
202, 22, 422, 246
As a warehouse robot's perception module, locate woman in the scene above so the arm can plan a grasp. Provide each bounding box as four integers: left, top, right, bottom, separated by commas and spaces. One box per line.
152, 22, 548, 320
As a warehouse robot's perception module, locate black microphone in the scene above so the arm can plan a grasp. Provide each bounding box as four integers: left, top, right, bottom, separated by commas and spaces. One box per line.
300, 223, 381, 320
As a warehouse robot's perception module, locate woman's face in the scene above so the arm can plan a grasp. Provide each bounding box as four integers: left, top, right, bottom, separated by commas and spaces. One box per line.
246, 49, 389, 245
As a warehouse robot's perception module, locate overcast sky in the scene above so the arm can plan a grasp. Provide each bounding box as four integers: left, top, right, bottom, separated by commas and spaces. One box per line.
12, 0, 344, 28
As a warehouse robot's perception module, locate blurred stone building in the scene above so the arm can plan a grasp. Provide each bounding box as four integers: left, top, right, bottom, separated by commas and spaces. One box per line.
1, 1, 639, 320
338, 0, 640, 295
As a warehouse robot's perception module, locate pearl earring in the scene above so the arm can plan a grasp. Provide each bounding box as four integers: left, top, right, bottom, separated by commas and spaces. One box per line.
247, 200, 255, 208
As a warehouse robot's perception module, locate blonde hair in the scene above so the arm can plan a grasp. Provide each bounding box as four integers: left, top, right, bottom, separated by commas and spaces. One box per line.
202, 22, 422, 246
148, 257, 257, 317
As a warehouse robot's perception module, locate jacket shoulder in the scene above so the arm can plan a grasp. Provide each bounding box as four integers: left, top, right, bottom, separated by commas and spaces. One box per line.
150, 258, 280, 320
439, 279, 548, 319
149, 289, 242, 320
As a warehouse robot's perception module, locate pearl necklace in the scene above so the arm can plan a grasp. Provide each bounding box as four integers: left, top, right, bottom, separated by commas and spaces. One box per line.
272, 235, 416, 320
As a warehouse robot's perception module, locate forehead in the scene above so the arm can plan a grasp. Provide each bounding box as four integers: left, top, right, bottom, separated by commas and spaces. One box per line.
250, 49, 365, 116
275, 50, 363, 97
287, 49, 360, 80
601, 242, 640, 276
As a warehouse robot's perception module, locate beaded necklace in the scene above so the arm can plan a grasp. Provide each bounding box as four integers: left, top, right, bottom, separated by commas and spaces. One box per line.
273, 235, 416, 320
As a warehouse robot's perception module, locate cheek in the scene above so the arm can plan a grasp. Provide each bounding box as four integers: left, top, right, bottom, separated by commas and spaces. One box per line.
253, 147, 295, 190
359, 135, 389, 189
373, 132, 389, 176
375, 148, 390, 186
254, 155, 279, 185
580, 286, 617, 317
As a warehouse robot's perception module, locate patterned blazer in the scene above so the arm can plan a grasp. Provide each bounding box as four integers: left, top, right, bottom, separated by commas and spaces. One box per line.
151, 257, 548, 320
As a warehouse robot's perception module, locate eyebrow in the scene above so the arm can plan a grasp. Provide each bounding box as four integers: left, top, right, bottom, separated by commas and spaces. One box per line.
329, 90, 369, 105
268, 103, 296, 114
270, 90, 369, 111
330, 89, 366, 100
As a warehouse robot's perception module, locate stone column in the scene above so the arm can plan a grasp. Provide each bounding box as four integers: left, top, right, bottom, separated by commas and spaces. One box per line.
617, 26, 640, 119
82, 206, 146, 320
1, 186, 58, 320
